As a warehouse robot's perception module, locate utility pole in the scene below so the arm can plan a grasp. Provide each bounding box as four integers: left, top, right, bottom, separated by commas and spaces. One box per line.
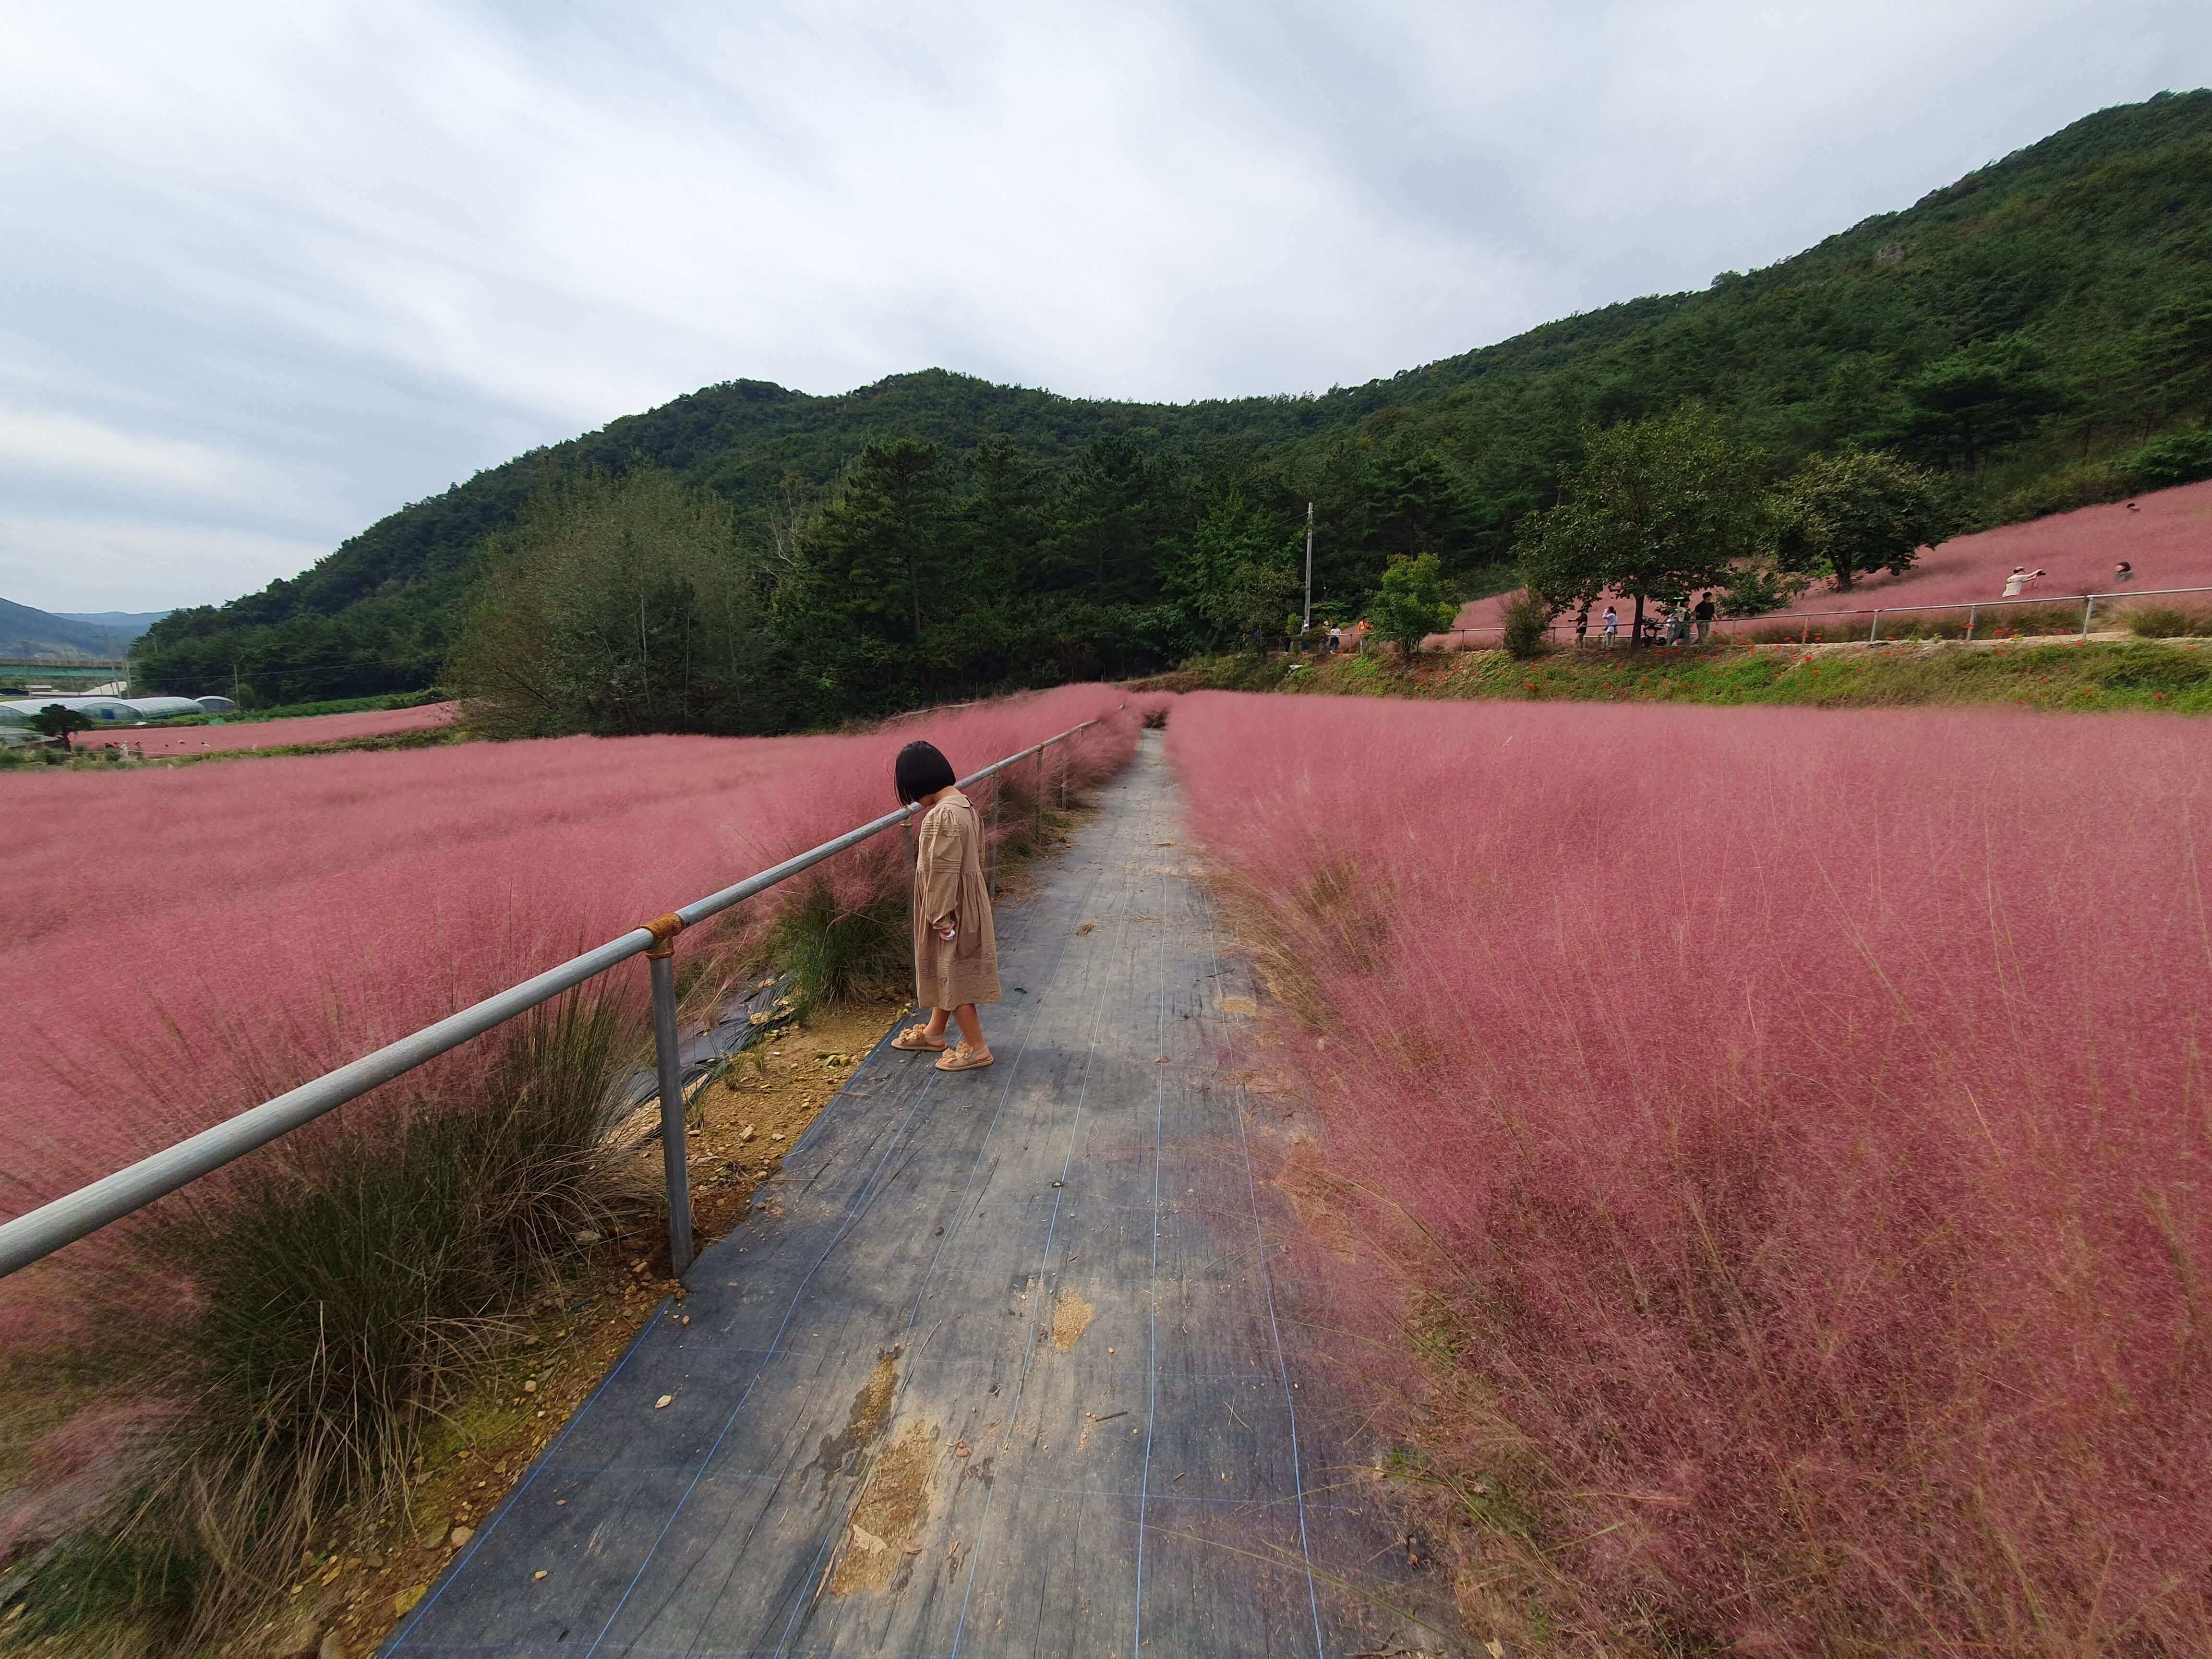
1301, 501, 1314, 634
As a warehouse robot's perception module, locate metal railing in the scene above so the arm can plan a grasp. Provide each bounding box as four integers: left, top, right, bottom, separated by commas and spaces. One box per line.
0, 717, 1104, 1283
1717, 583, 2212, 644
1436, 583, 2212, 650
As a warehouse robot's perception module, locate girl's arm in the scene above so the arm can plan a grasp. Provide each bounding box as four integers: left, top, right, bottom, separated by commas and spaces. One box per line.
918, 817, 963, 935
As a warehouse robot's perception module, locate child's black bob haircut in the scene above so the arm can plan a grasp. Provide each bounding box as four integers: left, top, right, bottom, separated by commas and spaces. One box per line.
895, 740, 958, 805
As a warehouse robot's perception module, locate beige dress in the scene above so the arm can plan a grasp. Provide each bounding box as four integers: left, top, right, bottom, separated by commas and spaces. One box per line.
912, 789, 1000, 1010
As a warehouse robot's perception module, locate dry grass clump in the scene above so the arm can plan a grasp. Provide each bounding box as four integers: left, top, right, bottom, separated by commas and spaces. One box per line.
1170, 691, 2212, 1655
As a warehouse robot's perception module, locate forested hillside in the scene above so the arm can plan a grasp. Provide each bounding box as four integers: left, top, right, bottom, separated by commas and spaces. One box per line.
137, 90, 2212, 722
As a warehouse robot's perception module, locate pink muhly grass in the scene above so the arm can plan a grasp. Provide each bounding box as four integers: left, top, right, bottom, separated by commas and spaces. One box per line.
0, 686, 1133, 1636
1448, 474, 2212, 636
1170, 691, 2212, 1651
0, 684, 1133, 1244
71, 701, 458, 756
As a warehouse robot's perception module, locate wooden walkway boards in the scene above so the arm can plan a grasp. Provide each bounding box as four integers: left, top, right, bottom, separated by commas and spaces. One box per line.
385, 732, 1439, 1658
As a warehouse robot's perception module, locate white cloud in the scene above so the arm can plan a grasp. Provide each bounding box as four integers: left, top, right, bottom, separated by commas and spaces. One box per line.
0, 514, 328, 613
0, 404, 308, 511
0, 0, 2207, 608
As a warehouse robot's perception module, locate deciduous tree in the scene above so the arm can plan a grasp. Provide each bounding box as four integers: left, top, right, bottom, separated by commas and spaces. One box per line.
1775, 449, 1955, 591
450, 467, 764, 738
1369, 553, 1463, 660
31, 704, 92, 748
1512, 405, 1769, 647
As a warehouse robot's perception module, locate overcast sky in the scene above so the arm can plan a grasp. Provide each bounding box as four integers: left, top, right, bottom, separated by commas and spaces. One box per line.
1, 1, 2206, 612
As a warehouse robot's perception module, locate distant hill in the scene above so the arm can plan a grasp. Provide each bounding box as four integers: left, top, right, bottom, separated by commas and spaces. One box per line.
55, 609, 170, 637
135, 90, 2212, 712
0, 598, 166, 660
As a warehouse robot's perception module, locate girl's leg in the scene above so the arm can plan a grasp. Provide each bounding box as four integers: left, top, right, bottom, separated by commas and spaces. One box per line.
951, 1004, 987, 1052
924, 1007, 952, 1039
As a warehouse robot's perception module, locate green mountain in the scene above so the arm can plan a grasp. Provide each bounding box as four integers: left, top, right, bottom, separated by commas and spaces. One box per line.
0, 598, 164, 661
137, 90, 2212, 715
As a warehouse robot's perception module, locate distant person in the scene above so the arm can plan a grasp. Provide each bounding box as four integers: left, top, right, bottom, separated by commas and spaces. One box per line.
1328, 624, 1342, 654
890, 741, 999, 1072
1662, 604, 1686, 647
1692, 591, 1716, 645
2002, 566, 2044, 598
2126, 501, 2141, 513
1601, 605, 1619, 647
2115, 561, 2135, 584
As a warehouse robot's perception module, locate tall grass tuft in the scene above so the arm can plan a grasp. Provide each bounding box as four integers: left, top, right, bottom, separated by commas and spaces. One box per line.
2127, 604, 2198, 637
49, 988, 647, 1639
1171, 691, 2212, 1654
770, 880, 910, 1013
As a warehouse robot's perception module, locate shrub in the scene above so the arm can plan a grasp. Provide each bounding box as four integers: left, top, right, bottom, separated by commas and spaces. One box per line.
1370, 553, 1463, 658
2126, 604, 2198, 637
1170, 693, 2212, 1654
2130, 427, 2212, 490
1988, 456, 2135, 522
1715, 564, 1810, 616
1499, 590, 1554, 659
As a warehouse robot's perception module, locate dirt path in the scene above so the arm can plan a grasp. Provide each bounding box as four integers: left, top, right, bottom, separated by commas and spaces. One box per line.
382, 731, 1447, 1658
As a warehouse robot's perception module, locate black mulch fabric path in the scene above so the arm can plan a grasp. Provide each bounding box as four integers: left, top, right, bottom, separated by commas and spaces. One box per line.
386, 732, 1450, 1658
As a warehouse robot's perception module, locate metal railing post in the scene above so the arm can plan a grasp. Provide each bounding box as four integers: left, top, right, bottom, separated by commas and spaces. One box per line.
1034, 741, 1046, 846
2082, 595, 2096, 638
1966, 604, 1977, 642
644, 916, 693, 1279
1869, 610, 1880, 642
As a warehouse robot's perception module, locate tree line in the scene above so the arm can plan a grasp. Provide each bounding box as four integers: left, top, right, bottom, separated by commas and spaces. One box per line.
450, 435, 1482, 735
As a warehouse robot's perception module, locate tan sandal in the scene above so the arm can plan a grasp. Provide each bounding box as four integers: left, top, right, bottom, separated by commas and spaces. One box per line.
891, 1024, 947, 1052
935, 1043, 994, 1072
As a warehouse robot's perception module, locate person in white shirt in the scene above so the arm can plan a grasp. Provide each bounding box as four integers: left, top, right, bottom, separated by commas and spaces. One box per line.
1601, 605, 1619, 646
2001, 566, 2044, 598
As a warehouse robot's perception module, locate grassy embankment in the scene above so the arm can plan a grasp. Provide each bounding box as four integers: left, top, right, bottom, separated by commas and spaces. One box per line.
1152, 634, 2212, 713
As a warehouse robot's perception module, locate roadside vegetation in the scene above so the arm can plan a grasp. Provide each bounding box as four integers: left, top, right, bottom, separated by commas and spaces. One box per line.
1169, 691, 2212, 1654
0, 688, 1136, 1653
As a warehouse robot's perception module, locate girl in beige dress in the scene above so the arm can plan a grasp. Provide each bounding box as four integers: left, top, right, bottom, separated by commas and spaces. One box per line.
889, 740, 1000, 1071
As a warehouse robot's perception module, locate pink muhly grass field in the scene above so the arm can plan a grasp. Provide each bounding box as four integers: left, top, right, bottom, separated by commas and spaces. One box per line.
1444, 475, 2212, 638
1170, 691, 2212, 1650
0, 685, 1132, 1255
71, 700, 459, 756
